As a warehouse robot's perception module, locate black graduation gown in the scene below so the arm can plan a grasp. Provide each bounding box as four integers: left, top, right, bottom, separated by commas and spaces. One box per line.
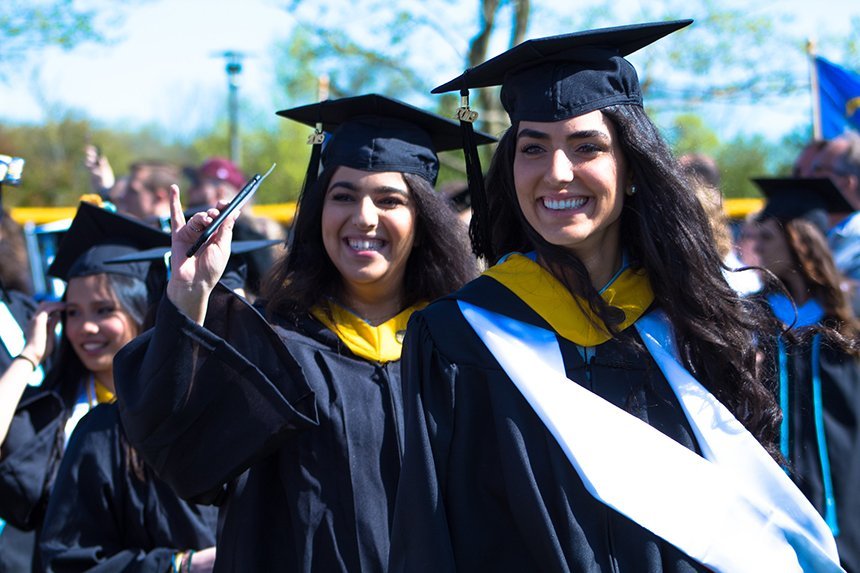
776, 334, 860, 573
37, 402, 218, 573
390, 276, 712, 573
114, 288, 405, 572
0, 287, 39, 572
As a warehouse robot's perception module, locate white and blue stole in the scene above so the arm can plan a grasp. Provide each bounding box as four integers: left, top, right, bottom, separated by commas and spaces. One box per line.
458, 257, 843, 573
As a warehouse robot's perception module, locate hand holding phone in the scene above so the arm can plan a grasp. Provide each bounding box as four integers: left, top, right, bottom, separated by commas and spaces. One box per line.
185, 163, 276, 258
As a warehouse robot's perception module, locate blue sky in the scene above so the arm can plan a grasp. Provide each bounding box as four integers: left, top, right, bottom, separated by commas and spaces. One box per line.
2, 0, 859, 141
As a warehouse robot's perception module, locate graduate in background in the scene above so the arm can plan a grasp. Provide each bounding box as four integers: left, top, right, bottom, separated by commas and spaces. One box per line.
113, 95, 491, 572
391, 21, 843, 572
0, 203, 169, 571
752, 178, 860, 573
0, 209, 40, 573
0, 203, 218, 573
34, 203, 218, 573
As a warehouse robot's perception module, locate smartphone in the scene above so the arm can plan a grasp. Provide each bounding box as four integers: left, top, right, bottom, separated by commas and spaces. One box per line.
185, 163, 276, 257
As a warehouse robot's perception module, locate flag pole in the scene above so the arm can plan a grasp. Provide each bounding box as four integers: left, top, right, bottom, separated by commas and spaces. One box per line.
807, 38, 822, 140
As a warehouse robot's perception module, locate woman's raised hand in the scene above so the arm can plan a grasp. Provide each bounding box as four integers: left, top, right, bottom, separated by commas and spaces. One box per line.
21, 301, 64, 365
165, 185, 240, 324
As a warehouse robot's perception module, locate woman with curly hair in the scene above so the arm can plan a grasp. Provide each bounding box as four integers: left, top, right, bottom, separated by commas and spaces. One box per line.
114, 95, 492, 571
390, 21, 842, 572
752, 177, 860, 573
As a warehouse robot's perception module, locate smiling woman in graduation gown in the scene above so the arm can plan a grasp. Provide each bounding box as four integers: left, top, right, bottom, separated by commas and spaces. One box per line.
749, 177, 860, 573
390, 21, 843, 573
113, 95, 488, 572
0, 202, 219, 572
0, 202, 173, 571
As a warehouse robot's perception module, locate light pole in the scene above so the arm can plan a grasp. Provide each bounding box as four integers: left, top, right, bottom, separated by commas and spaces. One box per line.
219, 51, 245, 164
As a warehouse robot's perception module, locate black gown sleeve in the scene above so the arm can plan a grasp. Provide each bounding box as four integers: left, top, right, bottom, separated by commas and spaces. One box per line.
38, 405, 217, 573
114, 287, 318, 503
389, 312, 458, 572
0, 390, 65, 529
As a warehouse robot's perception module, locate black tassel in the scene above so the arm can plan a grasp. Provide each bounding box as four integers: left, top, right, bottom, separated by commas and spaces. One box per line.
287, 133, 323, 249
459, 86, 491, 263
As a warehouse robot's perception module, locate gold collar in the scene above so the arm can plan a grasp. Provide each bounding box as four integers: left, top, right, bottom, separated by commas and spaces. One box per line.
311, 300, 427, 363
483, 254, 654, 346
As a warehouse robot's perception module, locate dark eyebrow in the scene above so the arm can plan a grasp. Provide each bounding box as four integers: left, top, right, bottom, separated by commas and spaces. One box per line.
329, 180, 358, 192
328, 181, 410, 197
517, 128, 609, 142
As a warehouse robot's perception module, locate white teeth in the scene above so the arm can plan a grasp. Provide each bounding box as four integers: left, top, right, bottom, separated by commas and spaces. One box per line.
348, 238, 384, 251
82, 342, 106, 351
543, 197, 587, 210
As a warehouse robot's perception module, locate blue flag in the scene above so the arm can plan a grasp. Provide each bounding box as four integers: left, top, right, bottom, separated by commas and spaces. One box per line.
816, 56, 860, 139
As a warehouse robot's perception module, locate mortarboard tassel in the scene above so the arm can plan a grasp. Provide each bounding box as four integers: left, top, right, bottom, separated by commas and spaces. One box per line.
457, 86, 491, 262
289, 123, 325, 249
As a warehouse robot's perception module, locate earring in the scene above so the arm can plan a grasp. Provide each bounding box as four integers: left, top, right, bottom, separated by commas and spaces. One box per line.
626, 185, 637, 196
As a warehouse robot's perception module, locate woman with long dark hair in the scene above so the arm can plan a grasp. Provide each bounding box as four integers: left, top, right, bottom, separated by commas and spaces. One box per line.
113, 95, 490, 571
0, 202, 217, 572
751, 177, 860, 573
390, 21, 843, 572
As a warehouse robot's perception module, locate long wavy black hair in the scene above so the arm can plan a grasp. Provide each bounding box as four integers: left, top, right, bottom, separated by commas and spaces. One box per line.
483, 104, 782, 458
263, 166, 477, 321
43, 273, 150, 480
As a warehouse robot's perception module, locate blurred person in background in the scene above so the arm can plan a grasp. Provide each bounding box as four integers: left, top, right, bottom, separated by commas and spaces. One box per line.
751, 178, 860, 573
0, 210, 38, 573
794, 140, 827, 178
83, 144, 115, 200
117, 161, 180, 232
0, 203, 217, 573
184, 157, 286, 297
439, 180, 472, 226
682, 152, 761, 294
679, 152, 721, 189
812, 133, 860, 285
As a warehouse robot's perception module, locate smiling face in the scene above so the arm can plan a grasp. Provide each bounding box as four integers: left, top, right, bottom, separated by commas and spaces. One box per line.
321, 166, 417, 304
513, 110, 628, 262
64, 274, 139, 387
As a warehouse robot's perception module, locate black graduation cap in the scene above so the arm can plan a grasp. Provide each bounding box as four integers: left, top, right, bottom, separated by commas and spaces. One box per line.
104, 239, 283, 264
429, 20, 691, 261
432, 19, 692, 122
276, 93, 496, 187
105, 239, 284, 292
752, 177, 853, 234
47, 202, 171, 282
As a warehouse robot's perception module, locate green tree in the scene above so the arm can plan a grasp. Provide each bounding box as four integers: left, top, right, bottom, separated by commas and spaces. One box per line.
668, 113, 721, 157
717, 134, 772, 199
0, 0, 137, 80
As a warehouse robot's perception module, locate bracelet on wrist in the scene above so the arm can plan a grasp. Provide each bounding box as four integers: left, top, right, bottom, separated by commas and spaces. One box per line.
172, 551, 185, 573
183, 550, 195, 573
14, 354, 39, 372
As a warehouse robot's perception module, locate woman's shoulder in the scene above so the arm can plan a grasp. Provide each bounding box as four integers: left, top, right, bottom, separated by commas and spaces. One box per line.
408, 276, 538, 366
65, 403, 121, 453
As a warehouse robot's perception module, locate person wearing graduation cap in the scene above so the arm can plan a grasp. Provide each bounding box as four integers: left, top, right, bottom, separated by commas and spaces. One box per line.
751, 177, 860, 573
0, 202, 218, 572
390, 20, 844, 573
111, 94, 493, 572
